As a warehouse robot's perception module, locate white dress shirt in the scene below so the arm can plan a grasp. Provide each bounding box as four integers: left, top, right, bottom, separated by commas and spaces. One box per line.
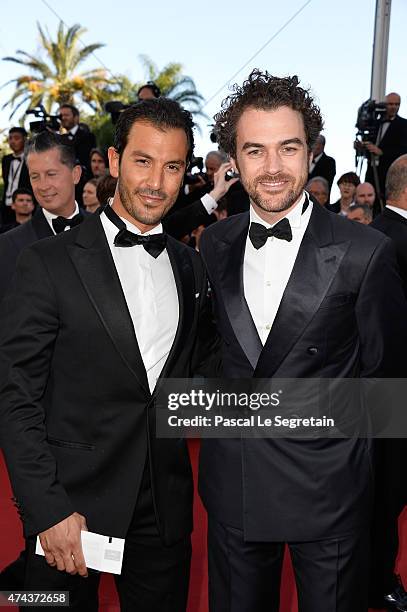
42, 202, 80, 234
386, 205, 407, 220
100, 207, 178, 392
5, 155, 25, 207
244, 193, 312, 345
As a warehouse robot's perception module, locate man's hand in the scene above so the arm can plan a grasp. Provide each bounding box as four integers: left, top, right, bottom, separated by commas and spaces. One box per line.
209, 162, 239, 202
39, 512, 88, 577
364, 142, 383, 156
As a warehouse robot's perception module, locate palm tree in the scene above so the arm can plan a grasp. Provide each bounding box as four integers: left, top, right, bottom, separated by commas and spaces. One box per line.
2, 21, 115, 118
138, 55, 206, 119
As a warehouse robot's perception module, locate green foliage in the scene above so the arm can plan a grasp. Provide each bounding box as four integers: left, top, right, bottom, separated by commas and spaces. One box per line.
2, 21, 115, 118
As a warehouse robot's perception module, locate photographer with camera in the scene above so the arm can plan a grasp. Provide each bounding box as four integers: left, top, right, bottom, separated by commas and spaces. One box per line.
357, 93, 407, 200
1, 128, 31, 226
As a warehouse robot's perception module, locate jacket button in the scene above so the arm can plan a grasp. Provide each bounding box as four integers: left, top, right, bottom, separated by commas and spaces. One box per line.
307, 346, 318, 355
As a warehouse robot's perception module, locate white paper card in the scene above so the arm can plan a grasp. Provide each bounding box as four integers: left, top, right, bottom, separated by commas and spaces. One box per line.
35, 530, 125, 575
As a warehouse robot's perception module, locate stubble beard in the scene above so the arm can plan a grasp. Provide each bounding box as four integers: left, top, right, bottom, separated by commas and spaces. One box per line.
243, 170, 308, 214
118, 178, 172, 227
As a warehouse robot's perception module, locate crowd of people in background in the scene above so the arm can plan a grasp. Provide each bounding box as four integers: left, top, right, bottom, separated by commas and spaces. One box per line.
1, 79, 407, 612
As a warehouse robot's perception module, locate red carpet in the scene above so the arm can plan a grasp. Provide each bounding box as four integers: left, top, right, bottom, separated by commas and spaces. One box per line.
1, 442, 406, 612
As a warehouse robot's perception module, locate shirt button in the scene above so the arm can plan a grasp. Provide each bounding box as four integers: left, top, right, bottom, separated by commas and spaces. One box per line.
266, 281, 271, 287
307, 346, 318, 355
265, 324, 271, 330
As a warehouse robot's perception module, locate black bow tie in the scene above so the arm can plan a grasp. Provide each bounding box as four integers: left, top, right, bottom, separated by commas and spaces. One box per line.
103, 204, 167, 258
52, 213, 83, 234
249, 218, 292, 249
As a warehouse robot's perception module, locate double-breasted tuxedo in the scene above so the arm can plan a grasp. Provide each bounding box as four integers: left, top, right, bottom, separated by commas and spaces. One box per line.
199, 202, 406, 540
198, 199, 407, 611
308, 151, 336, 188
0, 211, 213, 544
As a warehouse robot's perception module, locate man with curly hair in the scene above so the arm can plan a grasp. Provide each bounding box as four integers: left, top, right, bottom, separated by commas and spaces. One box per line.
199, 69, 407, 612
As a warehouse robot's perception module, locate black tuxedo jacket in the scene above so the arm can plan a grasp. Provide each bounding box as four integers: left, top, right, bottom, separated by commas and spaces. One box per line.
1, 154, 32, 223
0, 212, 213, 542
372, 207, 407, 295
199, 201, 407, 541
61, 125, 96, 170
0, 208, 52, 302
308, 152, 336, 188
366, 115, 407, 193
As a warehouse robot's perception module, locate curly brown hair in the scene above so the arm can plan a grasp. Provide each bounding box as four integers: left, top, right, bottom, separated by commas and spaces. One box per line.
214, 69, 323, 158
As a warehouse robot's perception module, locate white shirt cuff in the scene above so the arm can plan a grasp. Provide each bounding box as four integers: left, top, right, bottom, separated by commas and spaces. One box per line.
201, 193, 218, 214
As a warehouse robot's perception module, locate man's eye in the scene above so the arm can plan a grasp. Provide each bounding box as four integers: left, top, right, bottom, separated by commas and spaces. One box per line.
167, 164, 180, 172
135, 159, 148, 165
282, 147, 297, 153
248, 149, 261, 156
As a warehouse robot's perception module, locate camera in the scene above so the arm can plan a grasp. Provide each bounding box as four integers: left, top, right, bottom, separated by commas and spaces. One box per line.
225, 169, 239, 181
184, 157, 205, 185
355, 99, 387, 144
25, 104, 61, 133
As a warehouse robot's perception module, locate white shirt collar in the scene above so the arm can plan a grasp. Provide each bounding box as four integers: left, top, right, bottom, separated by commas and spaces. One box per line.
69, 124, 79, 136
42, 202, 80, 233
386, 205, 407, 220
249, 191, 307, 230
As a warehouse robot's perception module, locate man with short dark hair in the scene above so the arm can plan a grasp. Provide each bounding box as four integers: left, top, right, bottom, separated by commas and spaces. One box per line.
0, 189, 35, 233
0, 98, 215, 611
308, 134, 336, 189
1, 127, 31, 225
199, 69, 406, 612
0, 130, 84, 301
59, 103, 96, 171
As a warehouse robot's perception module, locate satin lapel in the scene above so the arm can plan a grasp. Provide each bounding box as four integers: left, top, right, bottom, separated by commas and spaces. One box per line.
156, 236, 195, 384
217, 214, 263, 370
67, 214, 150, 394
32, 208, 54, 240
255, 204, 351, 376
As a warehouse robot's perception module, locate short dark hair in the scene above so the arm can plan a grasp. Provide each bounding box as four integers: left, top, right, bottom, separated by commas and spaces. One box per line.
12, 188, 33, 203
9, 127, 28, 138
213, 69, 323, 158
25, 130, 77, 168
90, 148, 108, 164
59, 103, 79, 118
337, 172, 360, 187
348, 203, 372, 220
96, 174, 117, 204
137, 82, 161, 99
113, 98, 195, 166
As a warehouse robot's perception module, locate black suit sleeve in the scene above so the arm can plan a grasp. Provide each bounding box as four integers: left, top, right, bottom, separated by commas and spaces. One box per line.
163, 199, 212, 239
0, 247, 75, 536
356, 236, 407, 377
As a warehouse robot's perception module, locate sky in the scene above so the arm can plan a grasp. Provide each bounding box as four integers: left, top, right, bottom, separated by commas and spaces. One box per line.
0, 0, 406, 200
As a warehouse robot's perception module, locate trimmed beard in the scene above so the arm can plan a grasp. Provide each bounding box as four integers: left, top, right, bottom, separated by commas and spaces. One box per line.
118, 178, 172, 227
242, 170, 308, 214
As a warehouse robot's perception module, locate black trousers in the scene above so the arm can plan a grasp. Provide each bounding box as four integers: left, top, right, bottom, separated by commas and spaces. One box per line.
21, 461, 191, 611
207, 517, 369, 612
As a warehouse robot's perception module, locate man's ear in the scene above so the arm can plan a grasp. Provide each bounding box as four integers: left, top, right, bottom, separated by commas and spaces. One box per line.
72, 164, 82, 185
108, 147, 119, 178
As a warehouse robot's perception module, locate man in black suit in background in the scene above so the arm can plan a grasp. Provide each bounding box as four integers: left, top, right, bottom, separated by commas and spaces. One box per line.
1, 127, 31, 225
198, 69, 407, 612
59, 104, 96, 172
307, 134, 336, 189
364, 92, 407, 198
0, 98, 214, 611
0, 131, 84, 302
